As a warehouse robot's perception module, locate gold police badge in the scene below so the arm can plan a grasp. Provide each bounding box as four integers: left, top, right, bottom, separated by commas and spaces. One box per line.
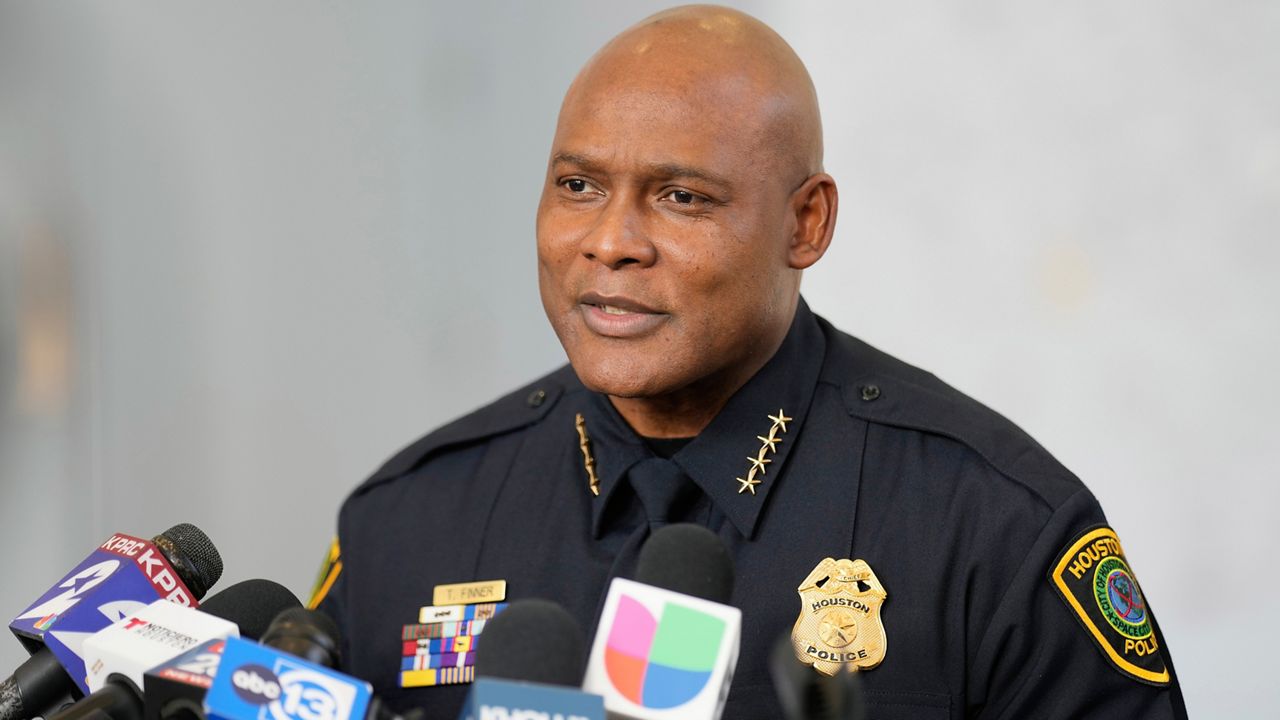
791, 558, 887, 675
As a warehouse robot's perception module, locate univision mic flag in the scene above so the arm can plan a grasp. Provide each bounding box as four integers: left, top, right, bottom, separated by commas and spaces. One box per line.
583, 578, 740, 720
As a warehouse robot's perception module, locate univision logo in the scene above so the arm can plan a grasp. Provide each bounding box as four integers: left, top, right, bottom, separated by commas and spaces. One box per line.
603, 595, 726, 709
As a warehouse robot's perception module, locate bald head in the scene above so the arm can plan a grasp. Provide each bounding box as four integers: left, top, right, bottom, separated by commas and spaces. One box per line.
536, 5, 837, 437
563, 4, 824, 186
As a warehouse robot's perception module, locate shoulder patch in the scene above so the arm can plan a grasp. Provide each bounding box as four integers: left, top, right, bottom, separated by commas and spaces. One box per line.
1048, 525, 1169, 685
307, 537, 342, 609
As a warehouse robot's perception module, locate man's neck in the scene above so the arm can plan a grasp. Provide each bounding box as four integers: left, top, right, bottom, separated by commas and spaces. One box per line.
608, 391, 729, 438
607, 332, 789, 438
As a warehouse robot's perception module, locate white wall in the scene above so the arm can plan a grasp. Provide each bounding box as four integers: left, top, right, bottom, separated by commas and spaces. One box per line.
1, 2, 1275, 715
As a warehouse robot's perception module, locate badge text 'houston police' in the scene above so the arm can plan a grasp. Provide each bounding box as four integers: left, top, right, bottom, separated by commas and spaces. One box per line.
1049, 526, 1169, 685
791, 558, 887, 676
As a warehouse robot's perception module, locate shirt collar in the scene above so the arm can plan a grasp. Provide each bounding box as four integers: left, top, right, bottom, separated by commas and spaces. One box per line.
583, 299, 826, 540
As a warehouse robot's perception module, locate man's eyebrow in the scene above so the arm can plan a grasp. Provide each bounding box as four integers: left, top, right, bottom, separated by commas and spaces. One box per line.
648, 163, 733, 191
551, 153, 733, 191
551, 152, 605, 172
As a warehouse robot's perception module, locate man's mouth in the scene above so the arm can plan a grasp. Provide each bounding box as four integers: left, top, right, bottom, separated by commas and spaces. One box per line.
579, 292, 660, 314
577, 293, 667, 337
596, 304, 636, 316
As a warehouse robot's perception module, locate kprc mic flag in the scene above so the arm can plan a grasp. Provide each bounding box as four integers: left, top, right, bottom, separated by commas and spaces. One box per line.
11, 534, 203, 644
583, 578, 740, 720
9, 532, 209, 695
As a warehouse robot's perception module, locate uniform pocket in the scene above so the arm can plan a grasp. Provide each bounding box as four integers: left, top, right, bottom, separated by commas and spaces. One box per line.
863, 689, 952, 720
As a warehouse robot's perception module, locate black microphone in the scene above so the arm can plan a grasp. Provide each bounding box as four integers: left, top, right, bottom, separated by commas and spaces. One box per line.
256, 609, 415, 720
769, 634, 865, 720
474, 599, 587, 686
143, 591, 315, 720
464, 599, 603, 718
257, 607, 341, 669
47, 581, 300, 720
200, 604, 420, 720
259, 608, 424, 720
583, 523, 741, 719
635, 522, 735, 603
1, 525, 224, 720
198, 580, 301, 642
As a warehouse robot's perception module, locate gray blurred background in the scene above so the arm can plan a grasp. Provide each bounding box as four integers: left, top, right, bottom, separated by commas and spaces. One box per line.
1, 0, 1275, 715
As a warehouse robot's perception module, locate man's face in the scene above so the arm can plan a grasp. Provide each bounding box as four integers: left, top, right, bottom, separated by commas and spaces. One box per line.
536, 69, 802, 403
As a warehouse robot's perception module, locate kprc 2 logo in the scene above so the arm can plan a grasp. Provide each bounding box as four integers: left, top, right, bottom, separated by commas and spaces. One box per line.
230, 660, 358, 720
603, 595, 726, 709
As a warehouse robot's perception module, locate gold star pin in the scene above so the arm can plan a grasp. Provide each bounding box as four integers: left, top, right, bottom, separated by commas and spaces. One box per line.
747, 455, 772, 474
735, 408, 790, 496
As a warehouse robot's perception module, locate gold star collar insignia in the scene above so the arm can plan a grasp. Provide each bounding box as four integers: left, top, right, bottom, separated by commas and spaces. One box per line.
737, 409, 790, 495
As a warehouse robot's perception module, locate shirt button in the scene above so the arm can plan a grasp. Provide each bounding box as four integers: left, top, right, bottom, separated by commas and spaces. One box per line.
860, 384, 881, 401
527, 389, 547, 408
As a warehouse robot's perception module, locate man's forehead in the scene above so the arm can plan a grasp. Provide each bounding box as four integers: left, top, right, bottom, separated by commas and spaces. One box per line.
552, 8, 823, 183
553, 74, 779, 164
563, 65, 768, 122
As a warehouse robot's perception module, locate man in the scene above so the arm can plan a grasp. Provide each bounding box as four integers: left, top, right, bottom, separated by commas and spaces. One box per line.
313, 6, 1187, 718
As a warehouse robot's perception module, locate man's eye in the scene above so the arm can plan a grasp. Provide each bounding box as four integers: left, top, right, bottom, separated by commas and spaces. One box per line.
670, 190, 696, 204
564, 179, 590, 193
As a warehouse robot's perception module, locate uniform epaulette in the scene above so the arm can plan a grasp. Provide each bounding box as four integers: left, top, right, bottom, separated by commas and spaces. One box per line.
352, 364, 579, 496
817, 317, 1083, 510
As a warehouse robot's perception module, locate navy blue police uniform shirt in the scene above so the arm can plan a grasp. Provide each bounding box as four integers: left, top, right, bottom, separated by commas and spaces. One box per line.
312, 300, 1188, 719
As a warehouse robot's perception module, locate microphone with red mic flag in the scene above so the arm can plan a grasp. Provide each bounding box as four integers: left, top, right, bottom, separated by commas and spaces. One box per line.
44, 579, 301, 720
1, 524, 223, 720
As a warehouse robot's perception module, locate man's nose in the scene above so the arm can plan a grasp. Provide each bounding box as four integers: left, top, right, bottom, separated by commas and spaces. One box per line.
579, 194, 656, 270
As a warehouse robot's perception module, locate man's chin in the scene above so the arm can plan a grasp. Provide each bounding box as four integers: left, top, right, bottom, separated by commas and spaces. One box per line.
568, 356, 679, 400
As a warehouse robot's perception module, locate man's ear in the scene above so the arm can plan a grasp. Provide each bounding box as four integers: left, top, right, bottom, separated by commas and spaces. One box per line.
787, 173, 838, 270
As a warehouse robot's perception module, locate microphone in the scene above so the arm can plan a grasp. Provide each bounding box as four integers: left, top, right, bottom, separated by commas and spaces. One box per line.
205, 608, 417, 720
47, 580, 301, 720
1, 525, 223, 720
768, 635, 864, 720
142, 639, 226, 720
82, 598, 240, 694
143, 598, 320, 720
256, 608, 341, 669
583, 524, 741, 720
460, 599, 604, 720
197, 581, 302, 643
202, 636, 374, 720
634, 523, 734, 604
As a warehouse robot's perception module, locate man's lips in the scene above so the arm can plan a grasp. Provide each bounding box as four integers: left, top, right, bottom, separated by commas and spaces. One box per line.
577, 292, 668, 338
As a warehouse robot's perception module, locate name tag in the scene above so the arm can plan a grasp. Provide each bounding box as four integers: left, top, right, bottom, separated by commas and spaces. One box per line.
432, 579, 507, 606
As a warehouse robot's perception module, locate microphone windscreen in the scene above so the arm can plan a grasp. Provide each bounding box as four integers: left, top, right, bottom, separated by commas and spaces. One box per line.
769, 634, 865, 720
474, 599, 585, 687
636, 523, 734, 604
151, 524, 223, 599
198, 580, 301, 640
259, 608, 342, 668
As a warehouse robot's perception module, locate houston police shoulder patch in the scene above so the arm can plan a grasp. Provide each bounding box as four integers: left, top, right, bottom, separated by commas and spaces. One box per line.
1048, 525, 1169, 685
307, 537, 342, 610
